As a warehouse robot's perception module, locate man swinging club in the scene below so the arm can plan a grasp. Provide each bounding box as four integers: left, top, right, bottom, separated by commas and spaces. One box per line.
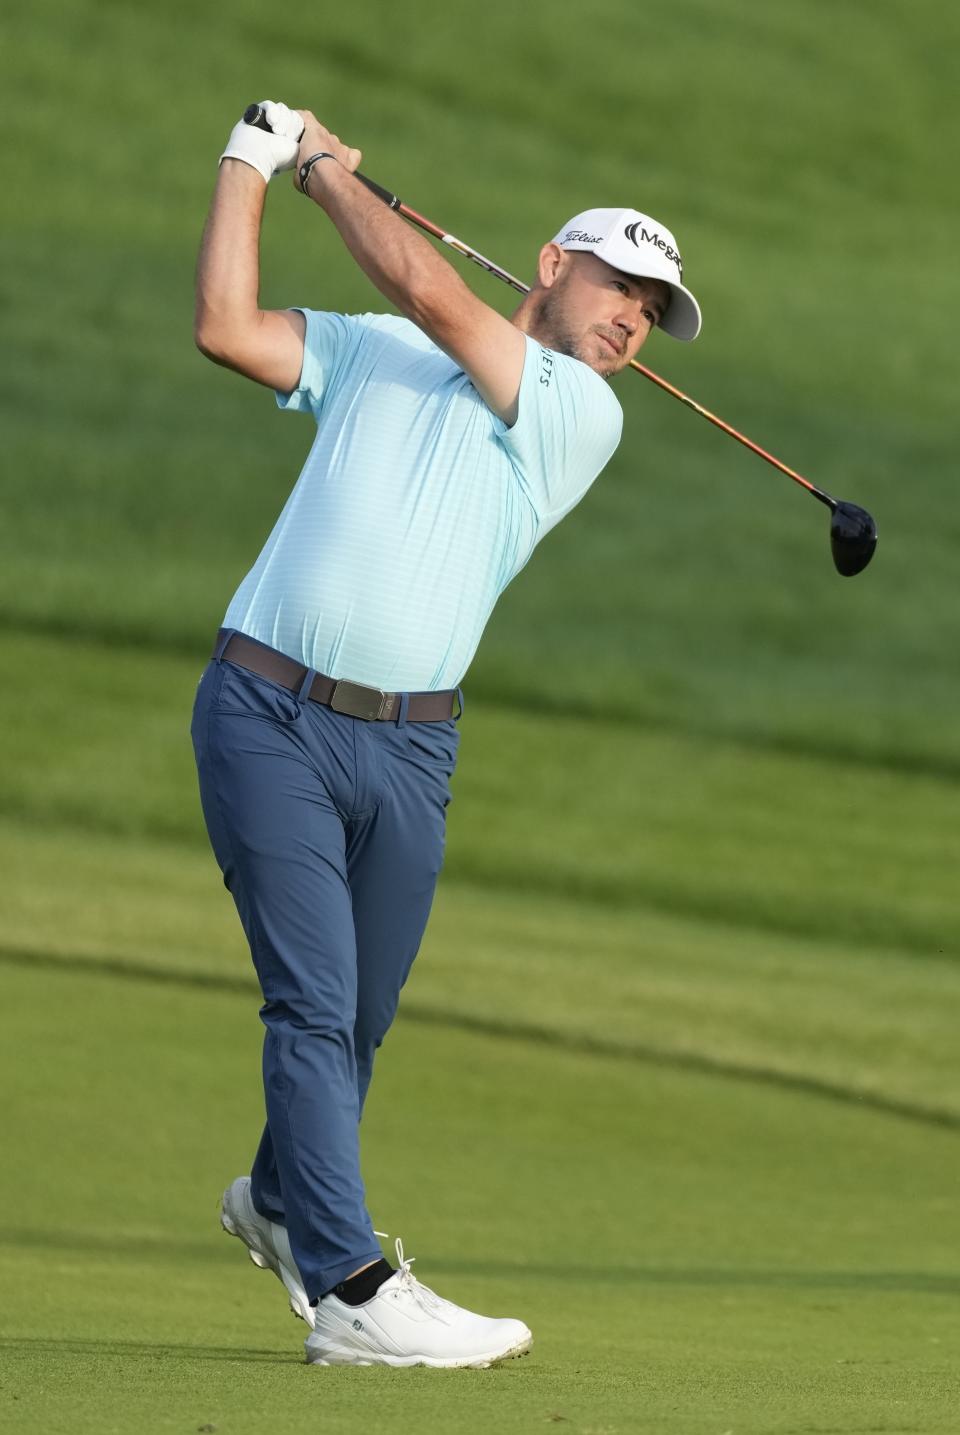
192, 100, 701, 1369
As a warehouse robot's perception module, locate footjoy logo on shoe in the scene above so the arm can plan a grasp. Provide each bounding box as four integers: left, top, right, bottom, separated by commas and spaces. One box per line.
352, 1318, 364, 1331
624, 222, 683, 276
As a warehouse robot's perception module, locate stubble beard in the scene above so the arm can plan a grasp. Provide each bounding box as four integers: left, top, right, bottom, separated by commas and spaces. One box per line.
530, 288, 622, 379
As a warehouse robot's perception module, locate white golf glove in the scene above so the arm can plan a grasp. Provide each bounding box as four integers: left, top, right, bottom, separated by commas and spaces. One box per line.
219, 101, 304, 183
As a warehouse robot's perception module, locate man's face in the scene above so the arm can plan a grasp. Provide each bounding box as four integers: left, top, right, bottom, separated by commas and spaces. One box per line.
528, 250, 670, 377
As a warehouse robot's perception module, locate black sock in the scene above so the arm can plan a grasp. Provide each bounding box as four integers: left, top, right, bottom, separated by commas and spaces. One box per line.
330, 1258, 394, 1306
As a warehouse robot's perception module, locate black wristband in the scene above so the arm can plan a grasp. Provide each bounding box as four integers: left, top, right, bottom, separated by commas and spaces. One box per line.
298, 152, 337, 196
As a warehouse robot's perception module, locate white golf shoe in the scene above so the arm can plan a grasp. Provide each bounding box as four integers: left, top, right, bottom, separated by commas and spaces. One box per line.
220, 1176, 314, 1328
305, 1238, 532, 1369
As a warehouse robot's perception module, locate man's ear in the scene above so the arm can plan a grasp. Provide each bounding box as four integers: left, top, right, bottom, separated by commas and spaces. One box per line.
536, 243, 567, 290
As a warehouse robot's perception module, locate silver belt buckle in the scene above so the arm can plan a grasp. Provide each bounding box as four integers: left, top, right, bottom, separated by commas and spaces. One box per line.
330, 679, 391, 721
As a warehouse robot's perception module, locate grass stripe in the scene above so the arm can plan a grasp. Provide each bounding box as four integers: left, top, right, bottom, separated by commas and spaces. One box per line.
6, 943, 959, 1135
0, 793, 949, 960
442, 855, 956, 961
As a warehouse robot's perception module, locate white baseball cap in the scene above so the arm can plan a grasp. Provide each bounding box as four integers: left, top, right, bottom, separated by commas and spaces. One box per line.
552, 208, 702, 341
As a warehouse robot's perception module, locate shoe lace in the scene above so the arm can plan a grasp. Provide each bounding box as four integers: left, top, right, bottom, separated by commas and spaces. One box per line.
374, 1231, 457, 1316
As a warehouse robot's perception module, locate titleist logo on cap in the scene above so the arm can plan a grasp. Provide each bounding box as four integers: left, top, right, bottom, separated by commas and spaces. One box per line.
623, 221, 683, 277
561, 229, 604, 244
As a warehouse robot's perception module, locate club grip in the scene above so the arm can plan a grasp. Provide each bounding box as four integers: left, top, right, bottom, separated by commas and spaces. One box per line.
353, 174, 402, 208
243, 103, 278, 134
242, 104, 401, 209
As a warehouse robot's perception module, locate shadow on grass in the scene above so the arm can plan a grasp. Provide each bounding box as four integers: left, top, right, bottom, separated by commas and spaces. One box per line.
0, 1335, 297, 1364
421, 1258, 960, 1297
3, 1227, 958, 1298
0, 1226, 232, 1264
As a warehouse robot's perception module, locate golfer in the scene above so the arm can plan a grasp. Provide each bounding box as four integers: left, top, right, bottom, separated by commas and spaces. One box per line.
192, 101, 701, 1369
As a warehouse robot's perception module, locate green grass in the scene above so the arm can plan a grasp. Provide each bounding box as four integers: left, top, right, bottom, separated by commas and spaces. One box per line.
1, 631, 959, 1125
4, 632, 960, 962
5, 816, 960, 1127
2, 0, 959, 763
3, 0, 960, 1428
2, 962, 959, 1435
2, 622, 960, 1431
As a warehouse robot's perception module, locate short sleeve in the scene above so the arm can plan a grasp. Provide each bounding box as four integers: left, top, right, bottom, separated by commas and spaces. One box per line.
275, 309, 364, 417
492, 337, 623, 526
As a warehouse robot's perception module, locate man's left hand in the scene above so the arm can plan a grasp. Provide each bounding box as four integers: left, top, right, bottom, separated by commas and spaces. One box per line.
220, 100, 304, 183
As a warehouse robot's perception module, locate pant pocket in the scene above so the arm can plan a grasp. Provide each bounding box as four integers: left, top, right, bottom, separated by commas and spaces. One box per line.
214, 660, 303, 725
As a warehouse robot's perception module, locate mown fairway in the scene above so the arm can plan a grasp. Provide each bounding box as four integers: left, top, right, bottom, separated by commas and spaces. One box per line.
2, 0, 958, 1431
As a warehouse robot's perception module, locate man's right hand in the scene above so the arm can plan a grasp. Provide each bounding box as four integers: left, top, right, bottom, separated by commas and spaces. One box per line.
219, 101, 304, 184
294, 112, 364, 195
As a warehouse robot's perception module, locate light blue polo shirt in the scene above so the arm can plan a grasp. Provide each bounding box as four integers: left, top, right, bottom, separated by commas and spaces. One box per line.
222, 310, 622, 691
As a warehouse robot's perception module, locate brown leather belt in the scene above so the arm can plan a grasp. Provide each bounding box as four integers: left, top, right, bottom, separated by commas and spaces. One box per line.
214, 630, 460, 723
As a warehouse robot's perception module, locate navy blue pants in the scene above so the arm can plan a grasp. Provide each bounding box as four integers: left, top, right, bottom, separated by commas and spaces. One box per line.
190, 635, 459, 1297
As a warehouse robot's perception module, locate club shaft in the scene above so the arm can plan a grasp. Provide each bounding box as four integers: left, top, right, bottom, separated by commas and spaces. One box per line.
624, 361, 834, 506
243, 105, 835, 509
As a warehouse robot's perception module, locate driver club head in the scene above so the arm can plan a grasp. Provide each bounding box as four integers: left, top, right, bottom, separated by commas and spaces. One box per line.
830, 501, 878, 576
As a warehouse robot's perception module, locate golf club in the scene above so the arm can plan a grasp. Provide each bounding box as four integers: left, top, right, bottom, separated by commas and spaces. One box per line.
243, 105, 878, 577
